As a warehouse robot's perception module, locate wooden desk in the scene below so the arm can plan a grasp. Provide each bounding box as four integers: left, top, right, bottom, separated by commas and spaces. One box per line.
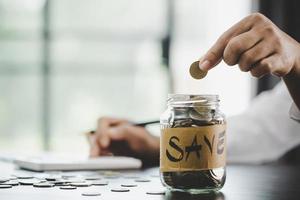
0, 162, 299, 200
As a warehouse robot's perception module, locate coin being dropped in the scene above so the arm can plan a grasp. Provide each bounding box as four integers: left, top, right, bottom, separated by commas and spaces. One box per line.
60, 186, 77, 190
0, 185, 12, 189
82, 192, 101, 196
146, 190, 166, 195
189, 61, 207, 79
111, 188, 130, 192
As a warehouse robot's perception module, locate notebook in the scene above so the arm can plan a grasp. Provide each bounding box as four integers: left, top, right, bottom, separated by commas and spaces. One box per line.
14, 155, 142, 171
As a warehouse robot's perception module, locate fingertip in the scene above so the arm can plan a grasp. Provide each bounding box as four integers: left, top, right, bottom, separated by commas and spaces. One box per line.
89, 146, 100, 157
107, 127, 123, 140
199, 60, 211, 71
100, 135, 110, 148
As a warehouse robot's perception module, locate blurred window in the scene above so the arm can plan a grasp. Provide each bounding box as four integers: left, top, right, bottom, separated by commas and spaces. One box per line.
0, 0, 168, 155
0, 0, 252, 155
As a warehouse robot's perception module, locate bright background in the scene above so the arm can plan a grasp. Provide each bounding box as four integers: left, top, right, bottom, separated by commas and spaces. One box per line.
0, 0, 254, 156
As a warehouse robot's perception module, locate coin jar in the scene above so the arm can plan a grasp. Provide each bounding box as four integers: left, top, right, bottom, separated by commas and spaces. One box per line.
160, 94, 226, 193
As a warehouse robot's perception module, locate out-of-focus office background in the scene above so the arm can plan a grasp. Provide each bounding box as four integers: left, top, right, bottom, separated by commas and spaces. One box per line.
1, 0, 297, 156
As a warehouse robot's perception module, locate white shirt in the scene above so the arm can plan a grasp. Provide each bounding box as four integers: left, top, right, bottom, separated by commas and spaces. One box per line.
227, 82, 300, 164
290, 103, 300, 122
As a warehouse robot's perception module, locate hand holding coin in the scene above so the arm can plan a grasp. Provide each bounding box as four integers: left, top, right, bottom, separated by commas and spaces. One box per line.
189, 61, 208, 79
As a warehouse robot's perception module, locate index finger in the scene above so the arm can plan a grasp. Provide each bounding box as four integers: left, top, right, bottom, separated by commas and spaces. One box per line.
96, 117, 128, 148
199, 14, 255, 71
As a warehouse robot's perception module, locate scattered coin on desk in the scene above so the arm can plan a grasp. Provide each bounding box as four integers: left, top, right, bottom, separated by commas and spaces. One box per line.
45, 175, 61, 181
111, 188, 130, 192
14, 174, 34, 179
33, 182, 54, 188
0, 184, 12, 189
59, 185, 77, 190
0, 178, 9, 183
1, 180, 19, 186
121, 183, 138, 187
134, 178, 151, 182
48, 180, 68, 186
146, 190, 166, 195
82, 191, 101, 196
91, 180, 108, 186
19, 179, 40, 185
70, 182, 91, 187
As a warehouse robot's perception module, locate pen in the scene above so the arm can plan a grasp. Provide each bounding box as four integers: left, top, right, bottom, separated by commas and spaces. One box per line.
85, 120, 160, 136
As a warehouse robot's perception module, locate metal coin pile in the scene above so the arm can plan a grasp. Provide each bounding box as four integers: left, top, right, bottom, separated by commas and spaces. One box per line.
0, 170, 166, 197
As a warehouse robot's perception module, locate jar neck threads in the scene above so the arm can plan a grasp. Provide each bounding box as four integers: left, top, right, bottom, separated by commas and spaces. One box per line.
167, 94, 220, 110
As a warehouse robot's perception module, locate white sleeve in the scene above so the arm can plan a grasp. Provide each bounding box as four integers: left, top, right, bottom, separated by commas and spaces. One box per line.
289, 103, 300, 122
227, 82, 300, 164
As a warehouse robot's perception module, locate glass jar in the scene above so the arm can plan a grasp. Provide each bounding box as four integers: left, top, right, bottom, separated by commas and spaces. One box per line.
160, 94, 226, 193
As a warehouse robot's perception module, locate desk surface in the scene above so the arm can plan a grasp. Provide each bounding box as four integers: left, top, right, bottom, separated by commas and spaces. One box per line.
0, 162, 299, 200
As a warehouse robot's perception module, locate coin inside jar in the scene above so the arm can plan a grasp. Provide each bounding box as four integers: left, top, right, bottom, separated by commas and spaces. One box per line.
189, 61, 207, 79
160, 94, 226, 193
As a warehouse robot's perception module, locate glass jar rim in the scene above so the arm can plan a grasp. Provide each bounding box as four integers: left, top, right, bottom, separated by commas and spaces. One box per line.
167, 94, 219, 107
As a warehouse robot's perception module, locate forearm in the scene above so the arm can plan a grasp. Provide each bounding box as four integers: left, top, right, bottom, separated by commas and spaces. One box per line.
283, 50, 300, 110
227, 83, 300, 164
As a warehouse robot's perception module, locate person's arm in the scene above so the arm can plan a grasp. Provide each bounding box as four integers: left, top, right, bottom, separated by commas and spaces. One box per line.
198, 13, 300, 109
89, 117, 159, 166
227, 82, 300, 164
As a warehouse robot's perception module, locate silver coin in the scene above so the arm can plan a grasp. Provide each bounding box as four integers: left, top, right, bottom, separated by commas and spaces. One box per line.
146, 190, 166, 195
15, 175, 34, 179
0, 185, 12, 189
121, 184, 137, 187
70, 182, 91, 187
111, 188, 130, 192
82, 192, 101, 196
19, 179, 40, 185
45, 176, 61, 181
59, 186, 77, 190
91, 180, 108, 186
84, 176, 102, 181
33, 182, 54, 188
49, 179, 68, 185
134, 179, 151, 182
0, 178, 9, 183
1, 180, 19, 186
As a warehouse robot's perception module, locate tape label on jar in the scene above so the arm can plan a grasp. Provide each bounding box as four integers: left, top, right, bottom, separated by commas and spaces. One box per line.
160, 124, 226, 172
